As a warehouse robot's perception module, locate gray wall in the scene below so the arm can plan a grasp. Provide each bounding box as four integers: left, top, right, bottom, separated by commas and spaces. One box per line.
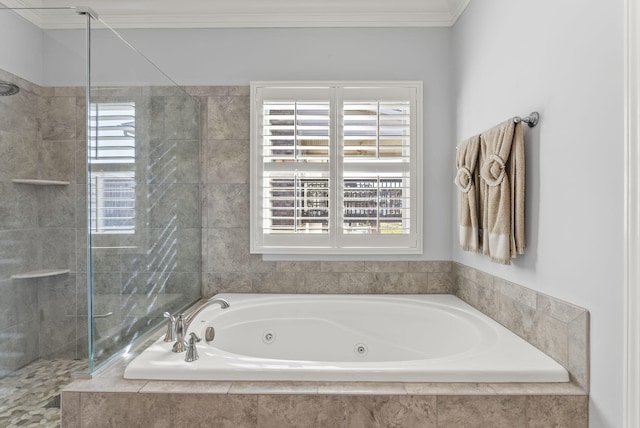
452, 1, 624, 427
0, 10, 44, 85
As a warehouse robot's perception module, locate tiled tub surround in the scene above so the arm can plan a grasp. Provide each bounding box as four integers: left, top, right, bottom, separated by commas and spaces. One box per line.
62, 340, 587, 428
61, 262, 589, 427
454, 263, 590, 392
62, 380, 587, 427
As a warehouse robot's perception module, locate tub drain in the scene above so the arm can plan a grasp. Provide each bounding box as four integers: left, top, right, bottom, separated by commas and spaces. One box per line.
354, 343, 368, 357
263, 330, 276, 344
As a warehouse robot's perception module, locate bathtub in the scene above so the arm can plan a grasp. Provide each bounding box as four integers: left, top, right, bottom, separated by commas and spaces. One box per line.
124, 294, 569, 383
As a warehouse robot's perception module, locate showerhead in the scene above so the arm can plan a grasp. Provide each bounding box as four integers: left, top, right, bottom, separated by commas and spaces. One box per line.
0, 81, 19, 96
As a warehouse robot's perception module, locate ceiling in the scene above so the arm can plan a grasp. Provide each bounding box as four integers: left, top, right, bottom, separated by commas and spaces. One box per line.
0, 0, 470, 29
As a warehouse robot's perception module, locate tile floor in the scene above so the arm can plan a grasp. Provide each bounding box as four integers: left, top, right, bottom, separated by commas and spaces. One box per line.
0, 359, 87, 427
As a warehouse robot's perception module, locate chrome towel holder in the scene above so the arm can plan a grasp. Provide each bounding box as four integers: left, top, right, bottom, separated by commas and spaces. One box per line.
513, 112, 539, 128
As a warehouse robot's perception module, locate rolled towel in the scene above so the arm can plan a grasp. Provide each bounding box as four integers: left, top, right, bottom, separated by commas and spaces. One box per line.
455, 135, 481, 252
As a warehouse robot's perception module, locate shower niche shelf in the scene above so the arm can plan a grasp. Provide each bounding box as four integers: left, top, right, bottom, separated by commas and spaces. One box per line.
11, 178, 70, 186
11, 269, 70, 280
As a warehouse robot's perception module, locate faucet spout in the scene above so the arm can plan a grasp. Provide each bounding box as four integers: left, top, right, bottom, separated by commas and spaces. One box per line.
184, 297, 230, 326
170, 297, 229, 353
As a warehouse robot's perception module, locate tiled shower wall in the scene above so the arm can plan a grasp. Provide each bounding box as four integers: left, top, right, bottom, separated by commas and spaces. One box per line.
0, 69, 86, 376
0, 69, 202, 375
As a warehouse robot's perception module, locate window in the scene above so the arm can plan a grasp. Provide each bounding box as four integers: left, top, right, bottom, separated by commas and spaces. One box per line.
89, 102, 136, 234
250, 82, 422, 254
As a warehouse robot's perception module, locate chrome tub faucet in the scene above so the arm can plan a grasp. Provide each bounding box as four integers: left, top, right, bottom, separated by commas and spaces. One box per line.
170, 297, 229, 353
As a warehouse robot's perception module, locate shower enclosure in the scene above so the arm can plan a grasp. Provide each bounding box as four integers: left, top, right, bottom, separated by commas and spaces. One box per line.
0, 6, 201, 426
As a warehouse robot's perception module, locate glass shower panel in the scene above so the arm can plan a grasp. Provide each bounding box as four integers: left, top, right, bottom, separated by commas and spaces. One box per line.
88, 19, 201, 369
0, 7, 89, 426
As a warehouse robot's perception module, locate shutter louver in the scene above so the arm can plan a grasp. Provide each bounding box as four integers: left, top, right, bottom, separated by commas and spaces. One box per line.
262, 100, 331, 236
89, 103, 136, 164
343, 101, 410, 161
342, 176, 410, 235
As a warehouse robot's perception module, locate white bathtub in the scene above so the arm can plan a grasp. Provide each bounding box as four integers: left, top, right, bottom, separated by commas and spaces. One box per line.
124, 294, 569, 383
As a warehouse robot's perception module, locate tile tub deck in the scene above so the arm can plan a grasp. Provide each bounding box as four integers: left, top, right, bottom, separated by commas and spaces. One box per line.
61, 340, 588, 428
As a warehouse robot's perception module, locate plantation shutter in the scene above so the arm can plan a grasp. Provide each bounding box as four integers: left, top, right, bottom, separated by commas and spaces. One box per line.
337, 87, 417, 250
89, 102, 136, 234
251, 82, 422, 254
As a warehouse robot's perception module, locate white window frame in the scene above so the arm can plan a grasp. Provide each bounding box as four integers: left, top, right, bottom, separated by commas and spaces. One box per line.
250, 81, 423, 255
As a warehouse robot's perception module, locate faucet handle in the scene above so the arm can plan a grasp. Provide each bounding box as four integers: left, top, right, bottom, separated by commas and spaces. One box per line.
185, 332, 201, 362
163, 312, 175, 342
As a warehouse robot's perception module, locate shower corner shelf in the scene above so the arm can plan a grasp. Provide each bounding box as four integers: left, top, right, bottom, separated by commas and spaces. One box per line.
11, 178, 70, 186
11, 269, 71, 280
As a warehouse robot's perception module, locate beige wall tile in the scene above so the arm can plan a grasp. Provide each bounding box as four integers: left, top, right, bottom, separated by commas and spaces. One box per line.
257, 395, 347, 428
526, 395, 588, 428
408, 260, 452, 273
568, 312, 590, 391
229, 381, 319, 394
204, 272, 253, 297
381, 272, 429, 294
321, 261, 365, 273
276, 261, 322, 273
345, 395, 437, 428
80, 392, 171, 428
437, 395, 527, 428
204, 140, 249, 184
185, 86, 229, 97
139, 380, 232, 394
364, 261, 409, 272
530, 312, 569, 367
338, 272, 381, 293
316, 382, 407, 395
206, 228, 250, 272
60, 391, 81, 428
252, 271, 302, 293
207, 96, 250, 140
206, 184, 249, 228
41, 96, 77, 140
302, 272, 342, 293
404, 382, 496, 395
537, 293, 586, 323
494, 277, 537, 309
170, 394, 257, 428
427, 272, 453, 293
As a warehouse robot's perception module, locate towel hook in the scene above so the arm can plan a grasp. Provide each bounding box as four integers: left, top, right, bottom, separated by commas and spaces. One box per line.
513, 112, 539, 128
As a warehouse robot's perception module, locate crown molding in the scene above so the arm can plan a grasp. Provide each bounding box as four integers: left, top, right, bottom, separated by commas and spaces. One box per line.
1, 0, 471, 29
448, 0, 471, 25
